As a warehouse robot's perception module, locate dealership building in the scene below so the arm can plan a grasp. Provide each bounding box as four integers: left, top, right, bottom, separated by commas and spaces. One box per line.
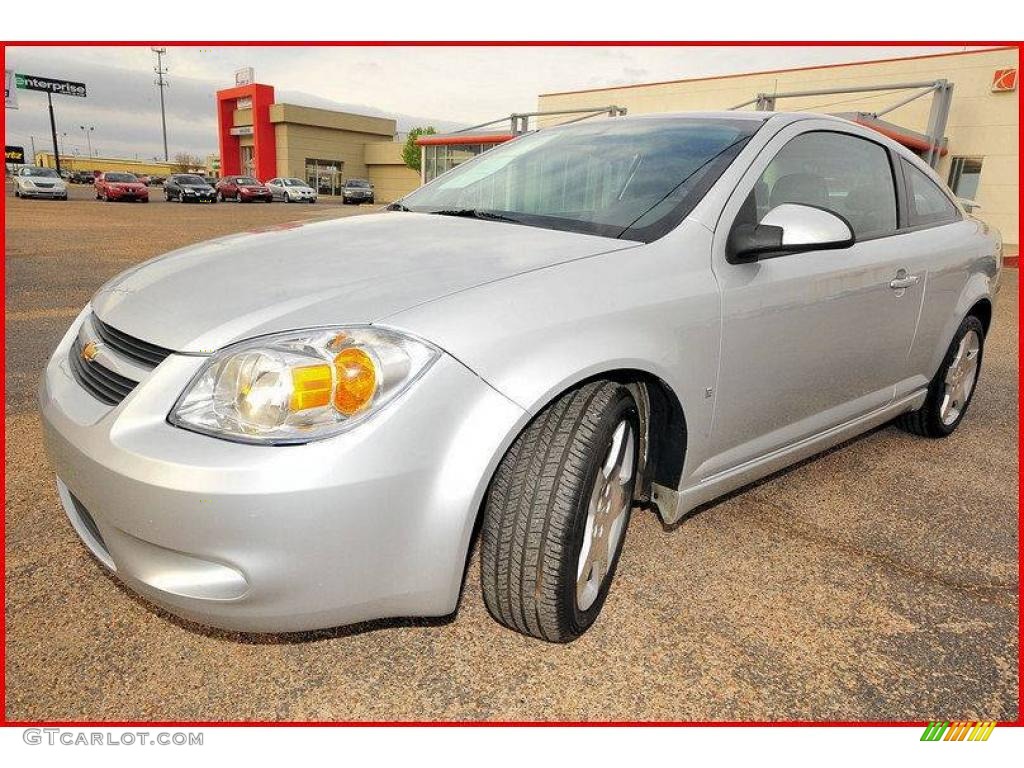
536, 46, 1019, 245
215, 82, 419, 200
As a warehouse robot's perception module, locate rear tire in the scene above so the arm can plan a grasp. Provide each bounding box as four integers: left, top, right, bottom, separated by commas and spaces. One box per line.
897, 314, 985, 438
481, 380, 639, 642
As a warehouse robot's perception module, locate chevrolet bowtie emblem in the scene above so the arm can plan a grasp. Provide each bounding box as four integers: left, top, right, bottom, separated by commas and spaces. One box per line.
81, 341, 100, 362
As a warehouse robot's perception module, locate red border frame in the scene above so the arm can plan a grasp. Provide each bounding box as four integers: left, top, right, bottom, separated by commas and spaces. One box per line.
1, 40, 1021, 729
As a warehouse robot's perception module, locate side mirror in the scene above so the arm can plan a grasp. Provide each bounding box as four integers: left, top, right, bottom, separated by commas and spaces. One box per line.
727, 203, 855, 264
958, 197, 981, 213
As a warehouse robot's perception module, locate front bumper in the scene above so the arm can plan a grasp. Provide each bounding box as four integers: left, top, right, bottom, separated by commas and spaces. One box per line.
108, 190, 148, 201
240, 190, 272, 201
181, 191, 217, 202
40, 311, 524, 632
20, 187, 66, 198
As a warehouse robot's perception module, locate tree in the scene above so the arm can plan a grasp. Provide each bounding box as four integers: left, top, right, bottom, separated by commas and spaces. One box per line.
171, 152, 202, 173
402, 126, 436, 172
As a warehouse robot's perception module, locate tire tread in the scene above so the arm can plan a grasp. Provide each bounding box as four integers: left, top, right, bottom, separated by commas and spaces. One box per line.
482, 380, 626, 641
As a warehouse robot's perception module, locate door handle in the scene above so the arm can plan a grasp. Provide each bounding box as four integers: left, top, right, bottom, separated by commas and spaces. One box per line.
889, 271, 921, 290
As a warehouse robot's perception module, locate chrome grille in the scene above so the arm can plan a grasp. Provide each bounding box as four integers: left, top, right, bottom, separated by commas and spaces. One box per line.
92, 313, 172, 367
69, 337, 138, 405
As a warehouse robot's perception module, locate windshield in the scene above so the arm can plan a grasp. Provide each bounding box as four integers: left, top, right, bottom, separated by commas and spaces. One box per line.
22, 168, 59, 178
400, 117, 763, 242
346, 179, 370, 188
282, 178, 308, 187
176, 175, 206, 185
236, 177, 259, 185
106, 173, 137, 183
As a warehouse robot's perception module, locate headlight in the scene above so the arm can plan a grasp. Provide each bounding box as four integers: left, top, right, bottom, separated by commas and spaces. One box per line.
169, 327, 439, 444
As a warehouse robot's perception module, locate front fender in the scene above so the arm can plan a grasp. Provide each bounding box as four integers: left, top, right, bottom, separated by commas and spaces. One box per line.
384, 223, 720, 487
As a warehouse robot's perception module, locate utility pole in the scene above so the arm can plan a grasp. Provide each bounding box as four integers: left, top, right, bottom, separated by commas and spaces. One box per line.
47, 93, 61, 174
152, 47, 169, 161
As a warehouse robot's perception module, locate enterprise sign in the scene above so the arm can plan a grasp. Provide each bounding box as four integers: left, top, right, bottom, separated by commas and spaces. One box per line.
15, 73, 88, 97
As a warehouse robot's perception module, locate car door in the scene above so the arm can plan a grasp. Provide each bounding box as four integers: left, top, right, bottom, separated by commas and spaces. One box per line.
705, 121, 924, 477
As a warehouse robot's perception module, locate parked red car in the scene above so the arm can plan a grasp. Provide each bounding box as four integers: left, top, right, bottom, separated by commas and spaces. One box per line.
95, 172, 149, 203
215, 175, 273, 203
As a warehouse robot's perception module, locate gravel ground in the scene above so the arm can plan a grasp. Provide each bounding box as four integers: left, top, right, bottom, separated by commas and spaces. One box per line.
4, 183, 1019, 722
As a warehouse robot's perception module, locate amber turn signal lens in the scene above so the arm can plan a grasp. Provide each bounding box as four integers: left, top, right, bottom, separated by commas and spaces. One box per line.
333, 348, 377, 415
290, 363, 333, 411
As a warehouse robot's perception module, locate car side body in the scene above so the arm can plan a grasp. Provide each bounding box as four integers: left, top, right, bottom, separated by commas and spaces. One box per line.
39, 112, 1000, 636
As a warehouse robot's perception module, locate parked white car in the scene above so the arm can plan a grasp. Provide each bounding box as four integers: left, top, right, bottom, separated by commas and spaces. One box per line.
40, 112, 1000, 642
13, 167, 68, 200
266, 177, 317, 203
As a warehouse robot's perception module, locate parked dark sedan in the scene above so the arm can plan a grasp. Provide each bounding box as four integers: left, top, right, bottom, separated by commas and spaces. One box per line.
215, 175, 273, 203
342, 178, 375, 205
164, 174, 218, 203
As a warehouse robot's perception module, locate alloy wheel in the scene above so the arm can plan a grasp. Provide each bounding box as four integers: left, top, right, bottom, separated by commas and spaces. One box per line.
576, 419, 635, 611
940, 329, 981, 426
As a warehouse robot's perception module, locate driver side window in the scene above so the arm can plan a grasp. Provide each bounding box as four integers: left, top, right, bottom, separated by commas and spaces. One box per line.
737, 131, 898, 241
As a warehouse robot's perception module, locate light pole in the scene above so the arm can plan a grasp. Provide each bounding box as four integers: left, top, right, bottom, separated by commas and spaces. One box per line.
152, 47, 169, 161
79, 125, 94, 157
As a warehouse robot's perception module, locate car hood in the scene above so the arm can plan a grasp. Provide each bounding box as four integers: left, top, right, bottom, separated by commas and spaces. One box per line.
91, 212, 639, 353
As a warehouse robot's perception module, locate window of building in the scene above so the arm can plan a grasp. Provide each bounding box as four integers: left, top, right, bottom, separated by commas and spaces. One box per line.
902, 159, 961, 228
947, 156, 984, 201
305, 158, 343, 194
422, 143, 491, 182
738, 131, 897, 241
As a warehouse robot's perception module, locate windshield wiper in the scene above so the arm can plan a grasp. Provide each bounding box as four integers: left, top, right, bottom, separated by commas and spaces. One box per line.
428, 208, 522, 224
386, 201, 411, 211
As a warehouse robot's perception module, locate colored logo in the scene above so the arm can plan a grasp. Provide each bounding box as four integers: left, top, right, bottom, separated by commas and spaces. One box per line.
81, 341, 100, 362
991, 68, 1017, 92
921, 721, 997, 741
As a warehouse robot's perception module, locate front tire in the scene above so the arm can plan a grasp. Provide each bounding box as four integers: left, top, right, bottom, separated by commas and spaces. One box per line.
897, 315, 985, 438
481, 380, 639, 642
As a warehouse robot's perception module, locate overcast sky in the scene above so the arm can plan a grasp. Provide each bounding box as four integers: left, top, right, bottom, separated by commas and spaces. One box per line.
5, 45, 976, 162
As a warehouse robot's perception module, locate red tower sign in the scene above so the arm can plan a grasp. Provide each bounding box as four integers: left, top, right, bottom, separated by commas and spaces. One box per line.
215, 83, 277, 180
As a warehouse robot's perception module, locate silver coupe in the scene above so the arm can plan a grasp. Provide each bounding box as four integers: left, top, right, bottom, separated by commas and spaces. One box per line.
40, 112, 1001, 641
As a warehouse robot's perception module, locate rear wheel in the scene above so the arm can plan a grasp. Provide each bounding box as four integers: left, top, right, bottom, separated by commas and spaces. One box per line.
481, 380, 639, 642
897, 314, 985, 437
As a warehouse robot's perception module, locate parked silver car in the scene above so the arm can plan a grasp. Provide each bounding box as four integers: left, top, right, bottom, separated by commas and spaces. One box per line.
13, 166, 68, 200
40, 113, 1001, 641
265, 177, 318, 203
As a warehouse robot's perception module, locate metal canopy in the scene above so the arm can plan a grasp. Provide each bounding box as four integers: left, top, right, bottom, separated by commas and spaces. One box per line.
729, 80, 954, 168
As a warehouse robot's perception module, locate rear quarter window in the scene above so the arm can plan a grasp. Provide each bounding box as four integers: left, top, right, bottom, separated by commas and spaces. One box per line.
901, 158, 961, 228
